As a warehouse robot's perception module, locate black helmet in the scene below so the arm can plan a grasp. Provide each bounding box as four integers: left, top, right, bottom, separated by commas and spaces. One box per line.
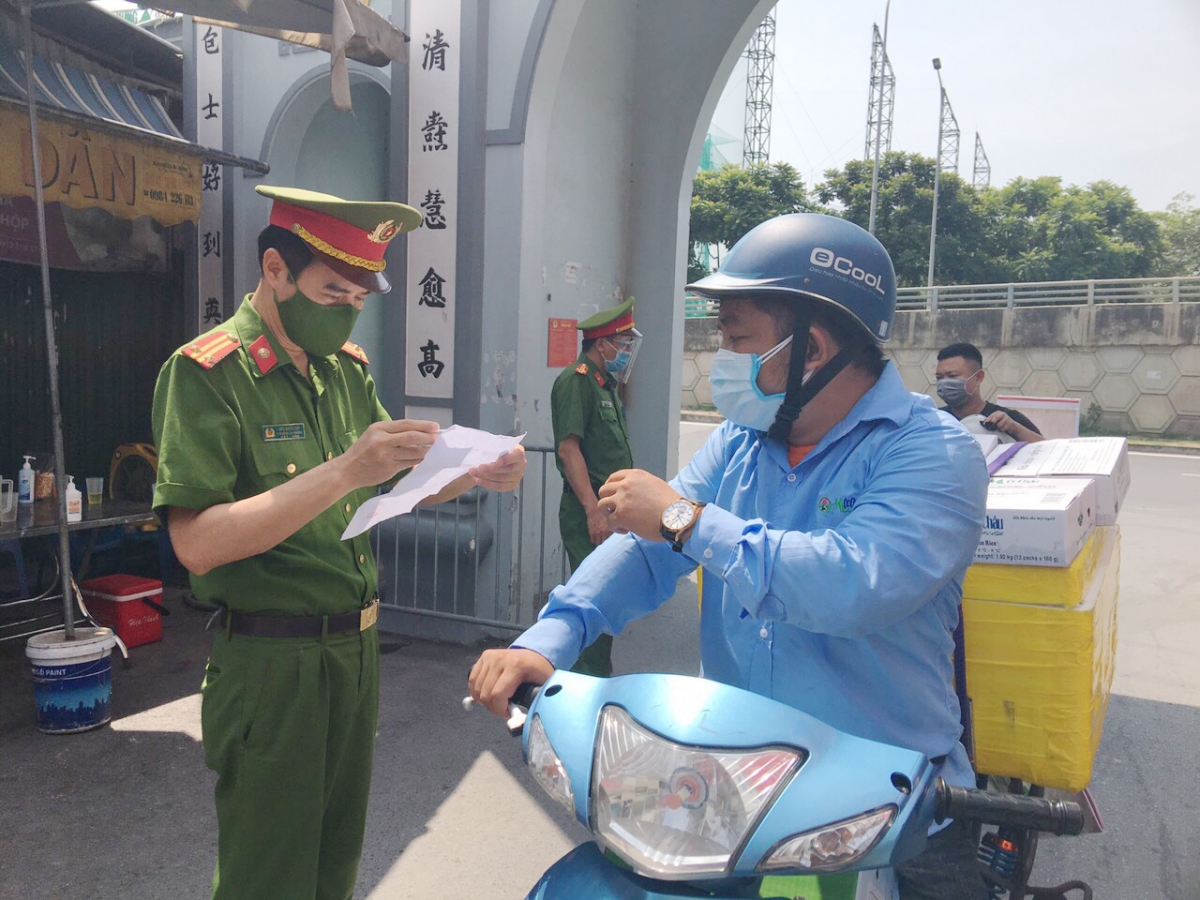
687, 214, 897, 441
688, 213, 896, 343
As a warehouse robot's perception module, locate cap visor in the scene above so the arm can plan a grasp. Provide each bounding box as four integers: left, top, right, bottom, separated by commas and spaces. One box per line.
311, 247, 391, 293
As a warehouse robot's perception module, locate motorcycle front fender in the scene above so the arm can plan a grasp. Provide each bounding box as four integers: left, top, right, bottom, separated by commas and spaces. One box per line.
525, 842, 771, 900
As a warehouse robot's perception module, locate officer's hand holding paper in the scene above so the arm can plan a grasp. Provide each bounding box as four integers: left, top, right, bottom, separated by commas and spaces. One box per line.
342, 425, 526, 539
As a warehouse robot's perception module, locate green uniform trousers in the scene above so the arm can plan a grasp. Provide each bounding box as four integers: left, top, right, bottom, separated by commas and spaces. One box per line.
201, 625, 380, 900
559, 490, 613, 677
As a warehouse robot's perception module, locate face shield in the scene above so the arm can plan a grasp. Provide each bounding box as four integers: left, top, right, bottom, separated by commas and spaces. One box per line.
603, 327, 643, 384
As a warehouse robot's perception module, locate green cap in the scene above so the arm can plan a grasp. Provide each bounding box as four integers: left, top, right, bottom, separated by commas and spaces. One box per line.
256, 185, 423, 293
579, 296, 637, 339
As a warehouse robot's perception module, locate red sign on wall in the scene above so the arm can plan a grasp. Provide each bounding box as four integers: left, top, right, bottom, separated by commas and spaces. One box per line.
547, 317, 578, 368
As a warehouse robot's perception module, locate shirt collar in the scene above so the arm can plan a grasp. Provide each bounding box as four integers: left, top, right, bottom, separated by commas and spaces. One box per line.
232, 296, 290, 378
843, 362, 921, 429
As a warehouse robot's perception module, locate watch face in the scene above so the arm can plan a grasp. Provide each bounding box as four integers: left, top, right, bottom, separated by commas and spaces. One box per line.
661, 499, 694, 531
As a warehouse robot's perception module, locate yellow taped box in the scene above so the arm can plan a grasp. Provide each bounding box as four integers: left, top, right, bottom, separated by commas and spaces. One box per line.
963, 526, 1119, 791
964, 524, 1105, 608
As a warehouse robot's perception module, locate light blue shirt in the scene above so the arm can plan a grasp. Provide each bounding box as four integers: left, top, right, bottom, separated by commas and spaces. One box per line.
517, 364, 988, 788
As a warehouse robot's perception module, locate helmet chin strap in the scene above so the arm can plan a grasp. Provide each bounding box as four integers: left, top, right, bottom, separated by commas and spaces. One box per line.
767, 307, 852, 443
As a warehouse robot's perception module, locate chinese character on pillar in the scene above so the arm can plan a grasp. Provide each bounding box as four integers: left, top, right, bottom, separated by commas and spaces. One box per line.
418, 267, 447, 307
194, 21, 225, 332
417, 339, 445, 379
422, 29, 449, 71
202, 163, 221, 192
420, 189, 447, 229
421, 111, 449, 152
407, 1, 460, 404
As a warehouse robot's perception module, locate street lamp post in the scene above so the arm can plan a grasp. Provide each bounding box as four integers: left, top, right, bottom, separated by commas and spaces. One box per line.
867, 0, 891, 235
927, 57, 944, 289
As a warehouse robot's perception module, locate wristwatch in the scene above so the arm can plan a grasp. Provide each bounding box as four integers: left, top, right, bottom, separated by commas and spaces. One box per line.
659, 498, 704, 552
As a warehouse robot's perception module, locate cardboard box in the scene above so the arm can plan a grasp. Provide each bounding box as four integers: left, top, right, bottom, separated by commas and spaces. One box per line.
993, 395, 1082, 440
964, 526, 1120, 791
992, 437, 1130, 525
82, 575, 163, 648
973, 477, 1096, 567
965, 524, 1106, 607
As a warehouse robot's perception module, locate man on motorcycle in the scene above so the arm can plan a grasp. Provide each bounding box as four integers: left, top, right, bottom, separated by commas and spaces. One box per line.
469, 213, 989, 899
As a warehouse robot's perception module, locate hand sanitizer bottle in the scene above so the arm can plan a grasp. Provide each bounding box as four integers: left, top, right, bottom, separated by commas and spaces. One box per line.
18, 455, 35, 506
66, 475, 82, 523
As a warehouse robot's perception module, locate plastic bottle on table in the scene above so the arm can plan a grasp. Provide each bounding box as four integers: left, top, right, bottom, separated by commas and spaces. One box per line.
18, 455, 35, 506
66, 475, 82, 523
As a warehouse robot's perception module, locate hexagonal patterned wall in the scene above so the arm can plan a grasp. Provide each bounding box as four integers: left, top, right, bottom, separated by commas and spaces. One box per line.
682, 304, 1200, 437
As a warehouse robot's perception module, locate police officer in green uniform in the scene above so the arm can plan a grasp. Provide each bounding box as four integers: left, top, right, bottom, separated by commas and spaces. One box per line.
151, 186, 526, 900
550, 297, 641, 676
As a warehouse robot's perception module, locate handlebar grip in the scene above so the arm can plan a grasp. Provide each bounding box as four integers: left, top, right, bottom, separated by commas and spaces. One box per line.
511, 682, 541, 709
935, 779, 1085, 836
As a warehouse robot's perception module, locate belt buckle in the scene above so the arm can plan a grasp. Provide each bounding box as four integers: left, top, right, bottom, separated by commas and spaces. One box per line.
359, 599, 379, 632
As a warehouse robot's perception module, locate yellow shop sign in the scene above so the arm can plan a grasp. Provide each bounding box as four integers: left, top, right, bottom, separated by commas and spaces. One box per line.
0, 102, 202, 227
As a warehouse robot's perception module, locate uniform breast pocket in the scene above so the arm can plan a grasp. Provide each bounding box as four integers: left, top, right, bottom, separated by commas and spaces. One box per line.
249, 439, 323, 487
598, 402, 619, 424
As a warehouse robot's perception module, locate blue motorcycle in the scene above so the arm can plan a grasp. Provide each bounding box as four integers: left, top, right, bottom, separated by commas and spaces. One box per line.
475, 670, 1084, 900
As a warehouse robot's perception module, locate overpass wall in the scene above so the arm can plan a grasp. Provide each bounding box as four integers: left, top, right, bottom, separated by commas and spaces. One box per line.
682, 304, 1200, 437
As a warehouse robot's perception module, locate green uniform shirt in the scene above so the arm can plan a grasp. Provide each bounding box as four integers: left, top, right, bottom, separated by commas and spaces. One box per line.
550, 352, 633, 492
151, 297, 389, 616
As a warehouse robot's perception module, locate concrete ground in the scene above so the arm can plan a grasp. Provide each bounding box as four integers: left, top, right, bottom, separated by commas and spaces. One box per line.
0, 576, 699, 900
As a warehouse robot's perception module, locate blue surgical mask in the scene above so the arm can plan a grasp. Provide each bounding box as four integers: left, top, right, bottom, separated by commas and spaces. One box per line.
606, 347, 633, 375
709, 336, 795, 431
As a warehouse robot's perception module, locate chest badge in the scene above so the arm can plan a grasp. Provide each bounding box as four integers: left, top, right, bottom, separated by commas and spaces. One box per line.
263, 424, 308, 442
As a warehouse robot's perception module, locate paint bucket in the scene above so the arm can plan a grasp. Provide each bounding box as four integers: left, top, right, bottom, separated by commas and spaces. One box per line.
25, 627, 116, 734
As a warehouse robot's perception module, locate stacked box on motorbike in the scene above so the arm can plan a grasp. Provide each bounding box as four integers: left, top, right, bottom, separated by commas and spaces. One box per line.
962, 525, 1119, 791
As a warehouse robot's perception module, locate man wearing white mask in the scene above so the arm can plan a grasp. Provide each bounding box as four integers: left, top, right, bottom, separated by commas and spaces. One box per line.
470, 214, 990, 899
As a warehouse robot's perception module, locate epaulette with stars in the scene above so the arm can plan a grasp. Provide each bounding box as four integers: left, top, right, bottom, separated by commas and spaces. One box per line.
574, 363, 588, 375
180, 331, 240, 369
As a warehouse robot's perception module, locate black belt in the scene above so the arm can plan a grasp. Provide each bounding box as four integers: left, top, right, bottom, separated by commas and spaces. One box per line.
224, 599, 379, 638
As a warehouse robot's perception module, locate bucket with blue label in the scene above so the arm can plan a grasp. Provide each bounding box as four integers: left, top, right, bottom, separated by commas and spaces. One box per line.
25, 627, 116, 734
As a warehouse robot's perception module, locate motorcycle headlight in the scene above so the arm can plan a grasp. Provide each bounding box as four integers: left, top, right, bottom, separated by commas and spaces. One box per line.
593, 705, 801, 878
526, 714, 575, 815
758, 806, 896, 873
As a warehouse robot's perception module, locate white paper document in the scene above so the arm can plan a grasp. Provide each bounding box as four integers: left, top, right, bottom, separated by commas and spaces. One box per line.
341, 425, 526, 540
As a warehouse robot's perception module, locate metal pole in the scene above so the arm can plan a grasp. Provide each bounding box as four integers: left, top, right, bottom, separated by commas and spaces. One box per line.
21, 2, 77, 639
927, 59, 943, 289
867, 0, 891, 235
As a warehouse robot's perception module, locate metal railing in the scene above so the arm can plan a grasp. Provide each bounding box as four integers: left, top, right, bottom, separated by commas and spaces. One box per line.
372, 446, 567, 634
686, 276, 1200, 316
897, 276, 1200, 311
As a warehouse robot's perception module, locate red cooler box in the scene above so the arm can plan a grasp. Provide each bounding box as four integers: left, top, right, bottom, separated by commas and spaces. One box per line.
82, 575, 164, 648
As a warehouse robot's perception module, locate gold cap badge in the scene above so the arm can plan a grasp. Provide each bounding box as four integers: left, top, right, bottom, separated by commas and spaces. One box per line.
367, 219, 400, 244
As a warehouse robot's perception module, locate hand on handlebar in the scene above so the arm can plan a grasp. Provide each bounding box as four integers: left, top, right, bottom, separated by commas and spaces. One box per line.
468, 648, 555, 718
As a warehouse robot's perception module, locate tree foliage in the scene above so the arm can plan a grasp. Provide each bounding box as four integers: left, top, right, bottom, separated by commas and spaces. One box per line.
694, 154, 1173, 288
1152, 193, 1200, 277
688, 162, 812, 283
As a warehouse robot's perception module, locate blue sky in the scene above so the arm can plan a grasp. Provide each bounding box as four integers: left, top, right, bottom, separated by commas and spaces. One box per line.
709, 0, 1200, 212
